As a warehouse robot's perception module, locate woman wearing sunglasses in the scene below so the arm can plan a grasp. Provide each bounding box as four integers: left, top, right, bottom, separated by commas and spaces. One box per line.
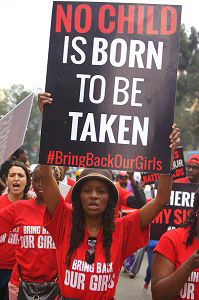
39, 124, 180, 299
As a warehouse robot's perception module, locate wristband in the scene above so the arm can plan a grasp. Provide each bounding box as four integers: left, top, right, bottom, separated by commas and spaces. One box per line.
169, 166, 177, 175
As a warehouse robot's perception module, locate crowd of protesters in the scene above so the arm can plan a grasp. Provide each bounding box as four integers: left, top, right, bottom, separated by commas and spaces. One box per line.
0, 93, 199, 300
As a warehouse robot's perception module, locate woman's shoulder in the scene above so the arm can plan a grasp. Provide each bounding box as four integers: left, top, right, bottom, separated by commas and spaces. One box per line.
160, 227, 189, 243
0, 193, 9, 208
115, 210, 140, 228
0, 193, 9, 201
14, 198, 36, 208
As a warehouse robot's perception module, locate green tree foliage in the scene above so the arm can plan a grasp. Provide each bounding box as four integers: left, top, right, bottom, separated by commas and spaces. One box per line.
175, 25, 199, 150
1, 84, 42, 164
0, 89, 8, 117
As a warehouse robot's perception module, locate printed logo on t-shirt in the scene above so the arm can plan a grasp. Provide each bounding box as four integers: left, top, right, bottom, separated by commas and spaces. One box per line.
20, 226, 56, 249
64, 260, 115, 291
0, 227, 20, 245
179, 271, 199, 299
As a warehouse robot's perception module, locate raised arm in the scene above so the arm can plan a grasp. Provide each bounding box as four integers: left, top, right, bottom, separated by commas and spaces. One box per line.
152, 249, 199, 300
126, 172, 146, 209
139, 124, 180, 230
39, 165, 61, 218
38, 92, 53, 113
38, 93, 61, 218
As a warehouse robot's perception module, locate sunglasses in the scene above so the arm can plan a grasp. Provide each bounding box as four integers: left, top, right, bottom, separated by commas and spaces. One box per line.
186, 164, 199, 170
85, 237, 97, 265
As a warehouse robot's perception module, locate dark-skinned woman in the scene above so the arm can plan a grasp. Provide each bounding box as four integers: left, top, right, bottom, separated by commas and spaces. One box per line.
152, 189, 199, 300
39, 121, 180, 299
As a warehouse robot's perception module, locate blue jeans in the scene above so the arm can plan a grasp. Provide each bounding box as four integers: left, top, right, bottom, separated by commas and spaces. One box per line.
144, 240, 158, 284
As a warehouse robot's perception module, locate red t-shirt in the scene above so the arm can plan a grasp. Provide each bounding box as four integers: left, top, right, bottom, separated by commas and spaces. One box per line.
115, 186, 134, 216
44, 197, 149, 299
174, 177, 189, 183
0, 194, 20, 269
117, 186, 132, 208
0, 199, 57, 286
154, 227, 199, 299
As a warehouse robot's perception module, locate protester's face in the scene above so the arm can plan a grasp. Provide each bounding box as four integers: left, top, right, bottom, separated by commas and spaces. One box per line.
187, 163, 199, 183
80, 179, 109, 216
20, 150, 28, 163
6, 166, 27, 195
32, 169, 44, 199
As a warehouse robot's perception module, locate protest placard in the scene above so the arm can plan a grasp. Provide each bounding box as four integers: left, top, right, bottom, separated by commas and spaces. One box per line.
150, 182, 199, 240
39, 1, 181, 173
0, 93, 34, 165
141, 146, 186, 184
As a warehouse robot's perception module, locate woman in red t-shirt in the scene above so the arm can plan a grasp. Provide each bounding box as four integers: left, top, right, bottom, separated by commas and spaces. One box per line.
38, 126, 180, 300
0, 161, 31, 300
0, 165, 61, 300
152, 189, 199, 300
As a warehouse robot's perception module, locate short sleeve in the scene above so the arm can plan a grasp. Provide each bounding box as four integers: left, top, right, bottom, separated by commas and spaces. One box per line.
0, 203, 16, 235
153, 230, 178, 264
43, 196, 72, 247
118, 210, 149, 260
118, 187, 132, 208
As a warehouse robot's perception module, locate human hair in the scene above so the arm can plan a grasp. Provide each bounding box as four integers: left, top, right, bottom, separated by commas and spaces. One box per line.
32, 165, 63, 182
182, 189, 199, 248
0, 160, 13, 183
66, 182, 116, 267
12, 147, 25, 160
5, 161, 31, 200
52, 166, 65, 182
31, 164, 39, 176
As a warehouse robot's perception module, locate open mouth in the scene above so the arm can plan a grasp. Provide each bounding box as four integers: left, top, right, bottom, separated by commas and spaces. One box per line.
88, 203, 99, 210
12, 183, 20, 190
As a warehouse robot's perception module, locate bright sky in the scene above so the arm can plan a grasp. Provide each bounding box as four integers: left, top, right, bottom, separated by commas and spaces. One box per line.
0, 0, 198, 91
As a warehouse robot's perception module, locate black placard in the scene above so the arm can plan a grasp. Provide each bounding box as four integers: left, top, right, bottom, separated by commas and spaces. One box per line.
141, 146, 186, 184
39, 2, 182, 173
150, 182, 198, 240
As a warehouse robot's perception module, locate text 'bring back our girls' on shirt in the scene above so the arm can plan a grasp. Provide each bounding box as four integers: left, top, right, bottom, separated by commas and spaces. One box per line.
0, 198, 57, 286
44, 196, 149, 299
